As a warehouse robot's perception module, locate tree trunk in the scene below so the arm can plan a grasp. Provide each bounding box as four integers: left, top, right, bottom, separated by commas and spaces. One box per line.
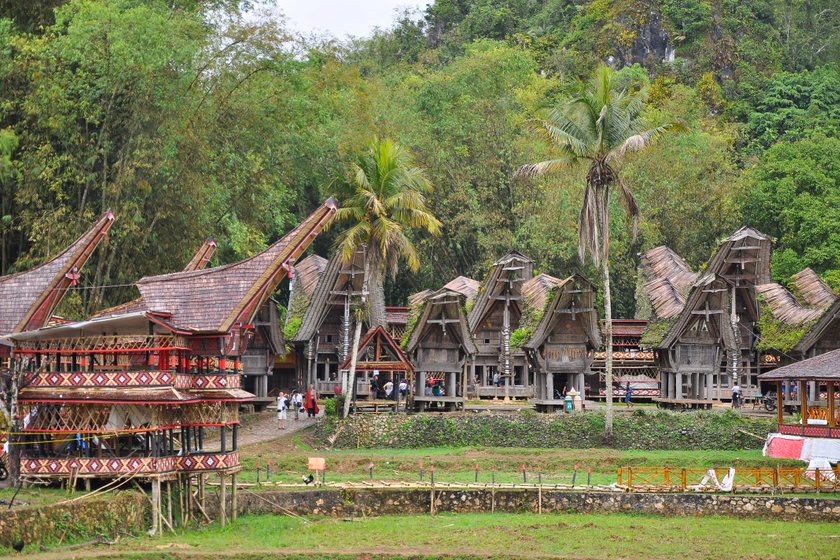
602, 255, 614, 437
342, 250, 371, 419
597, 192, 614, 437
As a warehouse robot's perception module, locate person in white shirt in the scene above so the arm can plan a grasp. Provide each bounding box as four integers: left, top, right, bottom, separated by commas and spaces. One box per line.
731, 384, 741, 408
384, 379, 394, 399
291, 390, 303, 421
277, 392, 288, 429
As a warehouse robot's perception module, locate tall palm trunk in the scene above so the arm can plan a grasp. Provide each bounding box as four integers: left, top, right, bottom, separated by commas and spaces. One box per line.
596, 192, 614, 437
343, 253, 370, 419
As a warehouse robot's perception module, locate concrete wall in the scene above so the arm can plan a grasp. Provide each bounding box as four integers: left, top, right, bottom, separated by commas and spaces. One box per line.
213, 488, 840, 522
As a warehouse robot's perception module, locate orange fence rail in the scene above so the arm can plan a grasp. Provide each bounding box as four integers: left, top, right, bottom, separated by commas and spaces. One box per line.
618, 466, 840, 491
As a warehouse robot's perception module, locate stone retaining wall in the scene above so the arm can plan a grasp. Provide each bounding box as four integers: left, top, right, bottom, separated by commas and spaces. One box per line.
210, 488, 840, 522
0, 490, 146, 549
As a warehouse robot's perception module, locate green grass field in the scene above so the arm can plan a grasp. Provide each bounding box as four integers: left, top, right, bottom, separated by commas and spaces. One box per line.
18, 511, 835, 559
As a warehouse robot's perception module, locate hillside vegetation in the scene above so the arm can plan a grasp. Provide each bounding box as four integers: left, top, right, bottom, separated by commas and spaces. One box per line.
0, 0, 838, 317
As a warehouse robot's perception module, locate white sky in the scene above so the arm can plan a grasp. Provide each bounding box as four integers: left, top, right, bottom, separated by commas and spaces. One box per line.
273, 0, 424, 39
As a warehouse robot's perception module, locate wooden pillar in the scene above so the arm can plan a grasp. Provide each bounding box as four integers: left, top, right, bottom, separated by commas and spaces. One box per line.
776, 380, 784, 425
546, 373, 554, 401
675, 373, 683, 400
219, 473, 227, 528
166, 481, 173, 529
231, 472, 238, 523
706, 373, 714, 401
810, 380, 818, 402
152, 478, 161, 536
800, 380, 808, 424
829, 381, 836, 428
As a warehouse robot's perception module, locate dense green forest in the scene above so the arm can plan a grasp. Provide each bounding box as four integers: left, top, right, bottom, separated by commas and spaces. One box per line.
0, 0, 837, 319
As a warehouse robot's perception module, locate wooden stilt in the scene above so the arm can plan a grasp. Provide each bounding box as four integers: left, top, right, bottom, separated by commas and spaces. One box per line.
151, 478, 161, 537
166, 481, 173, 529
219, 473, 227, 528
231, 473, 238, 523
85, 478, 91, 492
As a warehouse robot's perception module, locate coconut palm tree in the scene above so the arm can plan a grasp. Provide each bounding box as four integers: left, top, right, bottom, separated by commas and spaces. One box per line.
329, 137, 442, 418
515, 64, 686, 436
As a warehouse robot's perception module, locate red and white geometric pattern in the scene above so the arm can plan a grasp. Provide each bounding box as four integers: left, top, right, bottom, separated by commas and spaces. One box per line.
21, 453, 237, 476
29, 370, 174, 388
174, 374, 239, 389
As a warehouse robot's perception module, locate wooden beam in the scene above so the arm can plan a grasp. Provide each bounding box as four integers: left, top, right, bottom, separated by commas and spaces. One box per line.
829, 380, 836, 428
776, 381, 783, 425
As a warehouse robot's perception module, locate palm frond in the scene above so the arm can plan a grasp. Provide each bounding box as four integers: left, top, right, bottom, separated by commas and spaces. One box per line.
514, 157, 580, 179
617, 175, 640, 245
577, 183, 599, 266
609, 121, 688, 160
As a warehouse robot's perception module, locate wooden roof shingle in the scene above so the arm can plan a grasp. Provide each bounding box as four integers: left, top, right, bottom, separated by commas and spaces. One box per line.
130, 200, 336, 333
443, 276, 480, 303
0, 210, 114, 335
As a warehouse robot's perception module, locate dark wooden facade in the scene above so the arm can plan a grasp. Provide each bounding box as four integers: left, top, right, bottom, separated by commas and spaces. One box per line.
290, 247, 388, 396
405, 288, 476, 409
522, 274, 600, 411
467, 251, 534, 400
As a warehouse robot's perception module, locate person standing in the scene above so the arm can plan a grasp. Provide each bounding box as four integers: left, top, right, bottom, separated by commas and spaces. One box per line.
624, 382, 632, 408
732, 383, 741, 408
291, 390, 303, 421
384, 379, 394, 400
370, 375, 380, 400
276, 392, 288, 430
398, 378, 408, 397
305, 384, 318, 418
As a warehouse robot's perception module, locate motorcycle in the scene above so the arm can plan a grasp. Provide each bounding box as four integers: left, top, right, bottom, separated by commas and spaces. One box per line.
764, 394, 777, 412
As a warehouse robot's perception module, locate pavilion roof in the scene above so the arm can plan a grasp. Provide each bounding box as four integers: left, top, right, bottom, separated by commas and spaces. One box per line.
0, 210, 114, 335
339, 325, 413, 372
758, 348, 840, 381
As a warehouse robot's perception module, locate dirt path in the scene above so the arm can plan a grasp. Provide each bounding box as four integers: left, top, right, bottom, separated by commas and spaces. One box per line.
208, 408, 324, 448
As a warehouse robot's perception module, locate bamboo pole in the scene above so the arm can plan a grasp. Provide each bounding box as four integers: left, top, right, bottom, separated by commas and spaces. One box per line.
231, 473, 238, 523
219, 473, 227, 528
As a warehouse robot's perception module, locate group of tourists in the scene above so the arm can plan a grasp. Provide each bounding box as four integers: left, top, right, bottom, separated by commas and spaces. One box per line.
369, 375, 408, 400
276, 385, 320, 429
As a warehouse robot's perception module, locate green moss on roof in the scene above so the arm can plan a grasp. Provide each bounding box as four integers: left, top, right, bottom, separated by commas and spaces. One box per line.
639, 317, 677, 348
755, 296, 814, 353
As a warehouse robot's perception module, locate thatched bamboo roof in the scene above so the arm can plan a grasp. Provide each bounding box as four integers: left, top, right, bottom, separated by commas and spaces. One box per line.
755, 283, 823, 325
293, 255, 328, 298
522, 274, 601, 351
791, 268, 835, 309
0, 210, 115, 335
638, 246, 697, 320
291, 246, 386, 343
443, 276, 480, 303
404, 288, 477, 356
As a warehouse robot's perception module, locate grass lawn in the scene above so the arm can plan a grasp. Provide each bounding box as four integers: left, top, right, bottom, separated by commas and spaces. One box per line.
233, 425, 805, 488
18, 511, 836, 559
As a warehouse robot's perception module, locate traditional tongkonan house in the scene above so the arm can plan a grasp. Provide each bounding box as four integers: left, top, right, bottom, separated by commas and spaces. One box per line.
0, 210, 115, 337
289, 247, 388, 397
467, 251, 534, 400
520, 274, 600, 412
404, 288, 476, 410
642, 227, 774, 405
6, 200, 335, 528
